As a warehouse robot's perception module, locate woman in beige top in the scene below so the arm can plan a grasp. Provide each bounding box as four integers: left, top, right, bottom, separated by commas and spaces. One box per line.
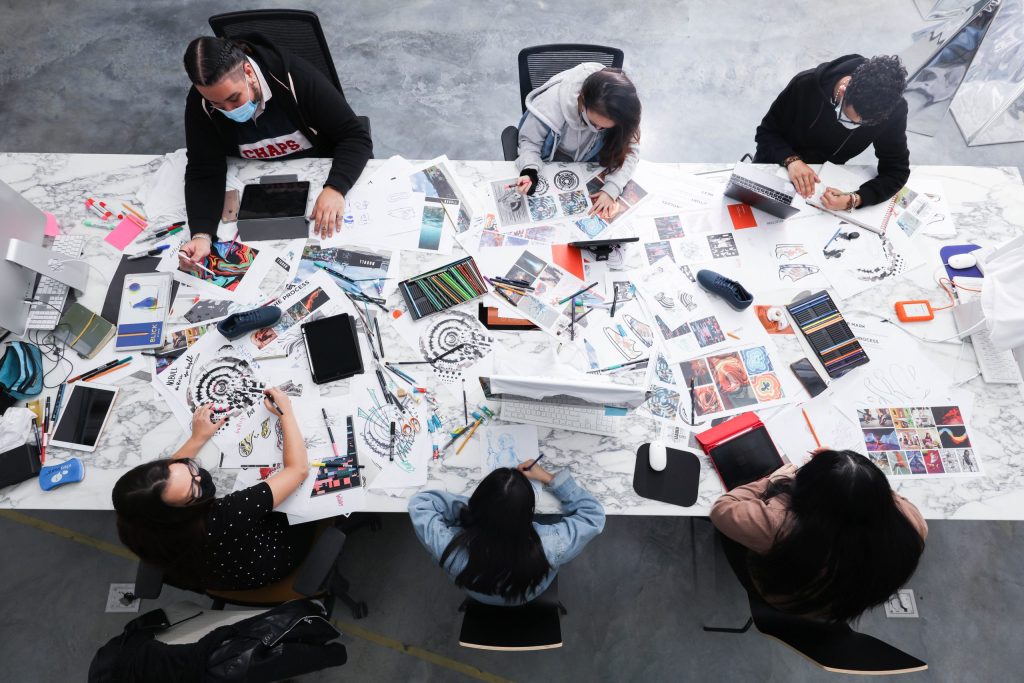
710, 449, 927, 622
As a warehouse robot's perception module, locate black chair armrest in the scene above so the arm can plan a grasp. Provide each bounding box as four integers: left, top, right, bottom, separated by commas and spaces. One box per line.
501, 126, 519, 162
293, 527, 346, 596
134, 560, 165, 600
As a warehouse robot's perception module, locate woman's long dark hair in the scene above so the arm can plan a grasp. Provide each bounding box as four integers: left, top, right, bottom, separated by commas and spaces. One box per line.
440, 468, 551, 602
183, 36, 248, 86
578, 68, 641, 173
112, 460, 210, 582
748, 450, 924, 622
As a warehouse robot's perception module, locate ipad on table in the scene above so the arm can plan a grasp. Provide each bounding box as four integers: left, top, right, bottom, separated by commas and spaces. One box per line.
49, 382, 119, 452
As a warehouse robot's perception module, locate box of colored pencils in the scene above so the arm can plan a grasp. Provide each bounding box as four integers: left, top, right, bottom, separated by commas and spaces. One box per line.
399, 256, 488, 320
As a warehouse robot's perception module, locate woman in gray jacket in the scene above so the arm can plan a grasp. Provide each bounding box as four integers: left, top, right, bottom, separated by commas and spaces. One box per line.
514, 64, 641, 220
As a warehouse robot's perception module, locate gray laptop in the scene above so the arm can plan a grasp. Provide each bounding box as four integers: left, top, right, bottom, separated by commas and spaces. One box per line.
724, 163, 800, 219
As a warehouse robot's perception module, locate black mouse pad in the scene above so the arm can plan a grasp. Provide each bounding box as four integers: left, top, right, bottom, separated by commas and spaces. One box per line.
632, 443, 701, 507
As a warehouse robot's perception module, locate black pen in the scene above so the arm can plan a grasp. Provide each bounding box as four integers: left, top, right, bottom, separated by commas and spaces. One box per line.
264, 390, 283, 416
689, 377, 696, 423
51, 383, 67, 424
31, 418, 43, 463
374, 318, 385, 359
558, 281, 599, 305
389, 422, 396, 461
525, 453, 545, 470
128, 245, 170, 261
610, 287, 618, 317
376, 368, 394, 405
430, 344, 465, 364
462, 378, 468, 424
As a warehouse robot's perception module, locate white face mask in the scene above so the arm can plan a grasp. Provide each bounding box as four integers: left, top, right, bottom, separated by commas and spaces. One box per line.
835, 96, 861, 130
581, 108, 605, 133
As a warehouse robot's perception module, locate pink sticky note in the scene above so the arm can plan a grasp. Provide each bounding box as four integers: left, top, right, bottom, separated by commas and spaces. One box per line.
104, 217, 146, 251
43, 211, 60, 237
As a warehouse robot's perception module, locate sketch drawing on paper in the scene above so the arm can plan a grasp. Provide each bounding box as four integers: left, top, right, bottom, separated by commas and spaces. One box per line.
188, 350, 263, 413
527, 195, 558, 221
186, 241, 258, 291
417, 310, 494, 383
491, 179, 531, 226
483, 427, 542, 495
624, 314, 654, 347
553, 170, 579, 191
357, 389, 416, 468
861, 365, 930, 405
604, 328, 643, 360
775, 244, 808, 260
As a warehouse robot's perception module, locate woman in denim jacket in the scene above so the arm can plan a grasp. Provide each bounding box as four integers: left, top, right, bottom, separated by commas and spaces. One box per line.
408, 460, 605, 606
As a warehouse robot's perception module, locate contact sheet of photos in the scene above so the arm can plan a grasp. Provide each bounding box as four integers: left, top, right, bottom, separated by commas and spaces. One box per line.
856, 406, 981, 478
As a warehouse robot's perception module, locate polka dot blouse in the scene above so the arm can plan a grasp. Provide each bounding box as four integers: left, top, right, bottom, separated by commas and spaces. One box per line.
200, 482, 314, 591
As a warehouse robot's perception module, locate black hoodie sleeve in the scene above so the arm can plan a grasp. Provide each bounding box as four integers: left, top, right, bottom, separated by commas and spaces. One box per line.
183, 89, 228, 237
754, 74, 802, 164
856, 102, 910, 207
289, 60, 373, 195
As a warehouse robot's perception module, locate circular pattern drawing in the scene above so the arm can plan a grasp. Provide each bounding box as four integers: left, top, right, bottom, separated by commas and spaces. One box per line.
187, 349, 262, 413
751, 373, 783, 401
553, 170, 579, 191
534, 176, 550, 195
418, 311, 494, 383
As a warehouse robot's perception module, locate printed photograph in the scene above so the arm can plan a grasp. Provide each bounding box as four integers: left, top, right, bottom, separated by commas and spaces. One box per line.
706, 233, 739, 258
707, 352, 757, 409
896, 429, 921, 450
619, 179, 649, 206
938, 425, 972, 449
645, 241, 675, 265
908, 451, 927, 475
527, 195, 558, 221
858, 408, 894, 428
910, 407, 935, 428
750, 373, 783, 402
862, 428, 899, 452
890, 407, 914, 429
868, 452, 893, 475
917, 428, 941, 450
691, 316, 726, 347
557, 190, 589, 216
740, 346, 773, 375
889, 451, 912, 475
956, 448, 979, 473
940, 449, 962, 473
575, 215, 609, 238
679, 358, 713, 386
693, 383, 724, 416
923, 450, 945, 474
931, 405, 964, 426
654, 215, 685, 240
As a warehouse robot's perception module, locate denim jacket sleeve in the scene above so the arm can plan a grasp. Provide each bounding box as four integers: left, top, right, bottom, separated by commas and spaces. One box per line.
408, 490, 468, 563
541, 470, 606, 566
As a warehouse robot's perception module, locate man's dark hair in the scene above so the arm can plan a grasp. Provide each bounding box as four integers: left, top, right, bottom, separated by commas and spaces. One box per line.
845, 55, 908, 124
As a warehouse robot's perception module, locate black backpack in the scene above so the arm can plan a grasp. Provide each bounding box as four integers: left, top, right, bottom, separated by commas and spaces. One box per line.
89, 599, 346, 683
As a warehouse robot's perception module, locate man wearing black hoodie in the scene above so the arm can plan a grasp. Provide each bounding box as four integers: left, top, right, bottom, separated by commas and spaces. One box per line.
179, 35, 372, 269
754, 54, 909, 210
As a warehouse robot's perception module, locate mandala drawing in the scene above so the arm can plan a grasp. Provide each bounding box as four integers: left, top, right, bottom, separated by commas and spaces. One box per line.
553, 170, 580, 191
417, 310, 494, 383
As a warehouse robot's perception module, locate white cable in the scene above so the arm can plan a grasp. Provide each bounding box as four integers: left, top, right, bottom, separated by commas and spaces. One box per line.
845, 308, 987, 344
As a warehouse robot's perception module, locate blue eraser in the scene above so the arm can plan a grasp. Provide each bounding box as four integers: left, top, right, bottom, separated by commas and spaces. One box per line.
39, 458, 85, 491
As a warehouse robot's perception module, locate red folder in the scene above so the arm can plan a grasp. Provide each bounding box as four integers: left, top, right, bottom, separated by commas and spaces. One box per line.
696, 412, 783, 490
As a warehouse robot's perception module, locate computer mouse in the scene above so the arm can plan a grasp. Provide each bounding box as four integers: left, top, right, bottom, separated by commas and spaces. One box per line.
648, 441, 668, 472
947, 253, 978, 270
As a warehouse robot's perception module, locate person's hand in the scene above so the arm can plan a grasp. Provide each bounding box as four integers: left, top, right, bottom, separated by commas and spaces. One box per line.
178, 237, 211, 272
311, 186, 346, 240
820, 187, 854, 210
263, 387, 292, 417
588, 191, 619, 219
787, 160, 819, 198
191, 404, 227, 441
514, 175, 533, 195
518, 460, 554, 485
810, 446, 831, 457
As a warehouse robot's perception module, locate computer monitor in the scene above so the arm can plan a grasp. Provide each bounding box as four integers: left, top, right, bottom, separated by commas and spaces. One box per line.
0, 180, 88, 335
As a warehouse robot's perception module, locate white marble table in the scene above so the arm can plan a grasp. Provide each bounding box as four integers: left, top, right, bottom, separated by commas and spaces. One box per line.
1, 153, 1022, 519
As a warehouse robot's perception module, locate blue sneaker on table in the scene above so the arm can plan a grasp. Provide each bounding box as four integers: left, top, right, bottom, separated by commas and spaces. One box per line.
696, 269, 753, 310
217, 306, 282, 340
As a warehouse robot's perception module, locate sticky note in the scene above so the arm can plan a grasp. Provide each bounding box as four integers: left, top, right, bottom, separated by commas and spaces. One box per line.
727, 203, 758, 229
43, 211, 61, 237
104, 217, 146, 251
604, 406, 628, 417
551, 244, 585, 280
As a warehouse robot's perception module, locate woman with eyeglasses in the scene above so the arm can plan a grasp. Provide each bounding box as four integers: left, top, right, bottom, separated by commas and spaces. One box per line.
753, 55, 909, 210
513, 65, 641, 220
112, 388, 312, 591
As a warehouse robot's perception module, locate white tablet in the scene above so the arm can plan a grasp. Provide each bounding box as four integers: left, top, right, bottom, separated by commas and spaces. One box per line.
49, 382, 120, 452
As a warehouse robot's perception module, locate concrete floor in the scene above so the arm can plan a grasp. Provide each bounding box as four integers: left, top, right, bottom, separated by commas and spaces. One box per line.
2, 1, 1023, 680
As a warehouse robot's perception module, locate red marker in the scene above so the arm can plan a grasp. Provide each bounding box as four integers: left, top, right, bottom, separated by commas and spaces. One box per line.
85, 198, 112, 220
97, 201, 124, 220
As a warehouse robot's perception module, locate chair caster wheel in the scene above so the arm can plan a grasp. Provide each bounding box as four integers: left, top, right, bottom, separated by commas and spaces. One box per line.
352, 602, 368, 619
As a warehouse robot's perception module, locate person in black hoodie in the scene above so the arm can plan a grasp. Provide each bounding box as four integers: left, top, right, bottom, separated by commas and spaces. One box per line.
754, 54, 909, 210
179, 35, 372, 269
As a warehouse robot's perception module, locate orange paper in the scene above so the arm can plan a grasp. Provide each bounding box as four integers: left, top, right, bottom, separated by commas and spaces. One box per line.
727, 203, 757, 229
551, 244, 585, 280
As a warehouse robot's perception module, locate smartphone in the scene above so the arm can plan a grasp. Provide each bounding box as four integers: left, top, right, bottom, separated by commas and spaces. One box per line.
790, 358, 827, 397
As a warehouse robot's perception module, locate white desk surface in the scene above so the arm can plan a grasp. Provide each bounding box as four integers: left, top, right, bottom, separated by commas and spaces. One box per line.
1, 153, 1023, 519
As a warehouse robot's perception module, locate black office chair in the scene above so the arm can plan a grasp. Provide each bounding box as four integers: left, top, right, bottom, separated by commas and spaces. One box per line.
501, 44, 625, 161
209, 9, 371, 136
457, 576, 568, 651
704, 533, 928, 675
133, 521, 375, 620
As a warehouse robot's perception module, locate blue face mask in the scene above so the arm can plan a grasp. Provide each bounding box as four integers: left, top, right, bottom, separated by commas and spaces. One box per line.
217, 77, 257, 123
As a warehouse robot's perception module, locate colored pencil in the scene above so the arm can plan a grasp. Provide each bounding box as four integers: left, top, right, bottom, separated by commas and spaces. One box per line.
557, 282, 599, 305
525, 453, 545, 470
802, 407, 822, 448
83, 358, 133, 382
456, 417, 483, 455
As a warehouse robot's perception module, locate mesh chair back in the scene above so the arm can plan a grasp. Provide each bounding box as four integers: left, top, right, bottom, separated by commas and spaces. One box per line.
209, 10, 343, 93
517, 44, 624, 111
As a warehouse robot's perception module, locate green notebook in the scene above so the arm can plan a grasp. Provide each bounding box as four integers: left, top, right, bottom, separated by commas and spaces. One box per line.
53, 302, 116, 359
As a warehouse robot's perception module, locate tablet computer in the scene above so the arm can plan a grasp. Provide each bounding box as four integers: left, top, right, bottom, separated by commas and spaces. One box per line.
49, 382, 119, 452
238, 181, 310, 220
301, 313, 364, 384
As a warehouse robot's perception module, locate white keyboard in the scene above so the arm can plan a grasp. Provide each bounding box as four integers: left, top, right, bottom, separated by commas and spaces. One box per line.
955, 277, 1023, 384
500, 398, 623, 436
26, 234, 87, 331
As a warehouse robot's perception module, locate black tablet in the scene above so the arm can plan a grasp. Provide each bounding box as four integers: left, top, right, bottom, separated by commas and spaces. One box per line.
301, 313, 364, 384
238, 181, 310, 220
708, 427, 783, 491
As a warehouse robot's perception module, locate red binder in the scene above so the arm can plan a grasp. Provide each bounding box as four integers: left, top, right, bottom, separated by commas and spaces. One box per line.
696, 412, 783, 490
